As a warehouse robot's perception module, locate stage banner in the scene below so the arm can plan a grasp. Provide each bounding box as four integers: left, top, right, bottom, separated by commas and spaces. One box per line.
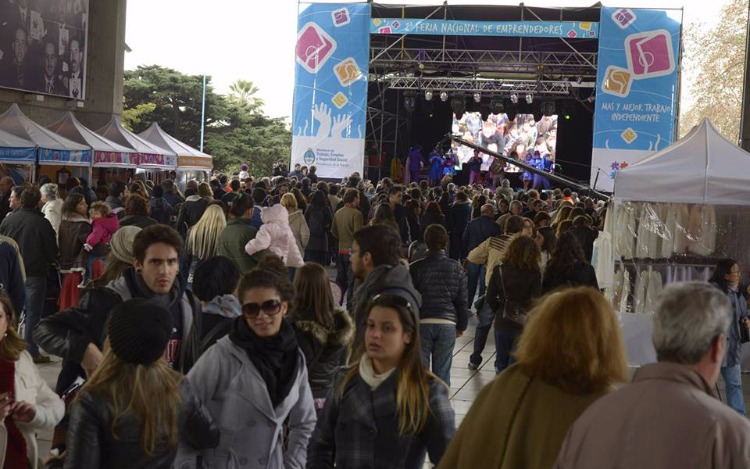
372, 19, 598, 39
0, 0, 89, 100
291, 3, 370, 180
591, 7, 682, 192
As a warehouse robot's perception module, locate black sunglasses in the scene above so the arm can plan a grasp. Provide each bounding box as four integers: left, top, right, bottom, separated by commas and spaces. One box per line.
370, 293, 414, 315
242, 299, 282, 317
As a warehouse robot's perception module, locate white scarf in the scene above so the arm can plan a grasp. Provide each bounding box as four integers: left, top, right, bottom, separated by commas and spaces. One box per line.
358, 354, 396, 391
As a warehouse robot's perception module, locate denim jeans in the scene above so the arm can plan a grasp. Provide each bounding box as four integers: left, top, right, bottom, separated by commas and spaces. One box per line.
24, 276, 47, 357
470, 300, 493, 366
495, 322, 523, 373
335, 253, 352, 305
466, 263, 486, 309
720, 364, 747, 415
420, 324, 456, 386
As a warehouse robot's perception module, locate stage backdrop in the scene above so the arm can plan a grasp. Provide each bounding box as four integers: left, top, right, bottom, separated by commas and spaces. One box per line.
0, 0, 89, 99
291, 3, 370, 180
591, 7, 682, 192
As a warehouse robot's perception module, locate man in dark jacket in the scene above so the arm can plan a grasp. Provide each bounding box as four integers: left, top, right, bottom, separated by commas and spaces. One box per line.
462, 203, 502, 309
105, 180, 127, 219
148, 185, 175, 225
176, 188, 209, 238
447, 191, 472, 260
388, 185, 410, 244
34, 225, 202, 392
410, 224, 468, 385
349, 224, 421, 350
161, 179, 184, 209
0, 186, 58, 362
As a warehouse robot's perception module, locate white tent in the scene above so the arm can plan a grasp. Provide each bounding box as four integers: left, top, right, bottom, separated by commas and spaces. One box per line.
96, 117, 178, 170
47, 113, 139, 168
614, 119, 750, 206
138, 123, 212, 171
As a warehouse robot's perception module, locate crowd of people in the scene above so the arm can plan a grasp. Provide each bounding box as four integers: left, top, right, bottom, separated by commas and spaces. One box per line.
0, 164, 749, 468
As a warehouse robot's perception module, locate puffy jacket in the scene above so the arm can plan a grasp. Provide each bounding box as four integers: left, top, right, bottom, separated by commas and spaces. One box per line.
409, 251, 469, 331
288, 209, 310, 257
63, 378, 219, 469
0, 207, 58, 277
292, 307, 354, 399
217, 218, 265, 274
86, 213, 119, 247
245, 204, 304, 267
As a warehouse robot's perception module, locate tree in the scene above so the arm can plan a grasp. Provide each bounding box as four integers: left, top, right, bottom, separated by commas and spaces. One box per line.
122, 66, 291, 174
680, 0, 748, 142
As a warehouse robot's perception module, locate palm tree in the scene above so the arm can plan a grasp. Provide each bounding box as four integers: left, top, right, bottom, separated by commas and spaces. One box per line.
229, 79, 264, 111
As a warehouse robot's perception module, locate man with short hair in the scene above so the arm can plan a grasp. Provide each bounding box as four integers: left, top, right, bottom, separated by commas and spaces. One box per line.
410, 224, 468, 385
36, 41, 66, 94
388, 185, 410, 244
0, 186, 57, 362
0, 27, 29, 88
66, 38, 84, 98
463, 203, 502, 309
331, 188, 364, 302
555, 282, 750, 468
497, 199, 523, 230
289, 163, 304, 180
350, 224, 418, 350
106, 180, 127, 218
35, 225, 202, 391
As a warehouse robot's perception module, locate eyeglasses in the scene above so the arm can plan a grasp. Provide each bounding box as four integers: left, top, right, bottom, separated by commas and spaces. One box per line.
242, 299, 282, 317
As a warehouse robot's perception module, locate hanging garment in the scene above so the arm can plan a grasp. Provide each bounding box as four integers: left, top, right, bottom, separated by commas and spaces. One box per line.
612, 268, 624, 307
634, 269, 650, 314
615, 203, 638, 259
687, 204, 717, 256
593, 231, 614, 291
673, 204, 691, 254
635, 203, 660, 259
660, 203, 677, 258
644, 270, 663, 314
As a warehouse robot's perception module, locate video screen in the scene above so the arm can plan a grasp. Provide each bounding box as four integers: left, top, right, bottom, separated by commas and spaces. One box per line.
451, 112, 558, 173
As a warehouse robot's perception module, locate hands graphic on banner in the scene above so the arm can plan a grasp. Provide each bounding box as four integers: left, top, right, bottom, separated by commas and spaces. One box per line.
301, 102, 355, 139
331, 113, 352, 138
313, 103, 332, 138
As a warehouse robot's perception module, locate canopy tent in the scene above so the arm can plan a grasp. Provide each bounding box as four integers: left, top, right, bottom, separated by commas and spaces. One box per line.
614, 119, 750, 206
0, 128, 36, 164
138, 123, 212, 171
47, 112, 139, 168
0, 104, 91, 166
95, 117, 178, 170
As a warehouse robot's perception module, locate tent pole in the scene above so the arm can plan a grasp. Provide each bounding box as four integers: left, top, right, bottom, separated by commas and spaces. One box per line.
200, 74, 207, 152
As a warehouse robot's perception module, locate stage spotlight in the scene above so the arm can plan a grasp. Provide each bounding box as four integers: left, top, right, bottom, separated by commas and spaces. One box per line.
425, 90, 433, 101
440, 91, 449, 102
525, 93, 534, 104
451, 96, 466, 118
510, 93, 519, 104
473, 92, 481, 103
404, 95, 416, 113
490, 99, 504, 114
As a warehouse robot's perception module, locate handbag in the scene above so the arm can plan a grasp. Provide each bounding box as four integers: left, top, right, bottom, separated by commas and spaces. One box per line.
497, 266, 526, 326
740, 318, 750, 344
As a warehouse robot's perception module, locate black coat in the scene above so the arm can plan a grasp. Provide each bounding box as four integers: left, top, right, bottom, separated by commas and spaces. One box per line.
291, 307, 353, 399
176, 197, 209, 237
148, 197, 175, 225
447, 202, 472, 259
487, 264, 542, 325
462, 215, 502, 252
542, 261, 599, 294
409, 251, 469, 331
63, 379, 219, 469
0, 207, 58, 277
304, 204, 333, 252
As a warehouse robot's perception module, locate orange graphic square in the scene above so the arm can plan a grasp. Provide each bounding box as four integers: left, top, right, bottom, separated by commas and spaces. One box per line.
332, 92, 348, 109
602, 66, 633, 98
621, 128, 638, 144
333, 58, 362, 87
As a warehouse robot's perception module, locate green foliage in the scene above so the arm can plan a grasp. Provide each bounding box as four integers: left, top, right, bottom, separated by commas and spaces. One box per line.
680, 0, 748, 142
123, 65, 291, 174
121, 101, 156, 132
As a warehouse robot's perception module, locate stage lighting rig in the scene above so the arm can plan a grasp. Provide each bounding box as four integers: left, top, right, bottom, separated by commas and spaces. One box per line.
473, 92, 481, 103
424, 90, 433, 101
510, 93, 519, 104
440, 91, 449, 102
525, 93, 534, 104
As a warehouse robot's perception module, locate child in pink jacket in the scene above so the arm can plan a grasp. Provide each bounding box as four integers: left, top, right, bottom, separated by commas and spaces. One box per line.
245, 204, 304, 267
81, 202, 120, 285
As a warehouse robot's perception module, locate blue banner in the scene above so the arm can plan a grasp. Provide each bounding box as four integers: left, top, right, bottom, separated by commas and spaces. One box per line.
0, 146, 35, 162
38, 147, 92, 166
371, 18, 598, 39
291, 3, 370, 179
591, 7, 682, 191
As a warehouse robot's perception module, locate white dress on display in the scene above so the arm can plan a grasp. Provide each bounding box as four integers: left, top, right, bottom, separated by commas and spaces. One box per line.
687, 204, 717, 256
673, 204, 691, 254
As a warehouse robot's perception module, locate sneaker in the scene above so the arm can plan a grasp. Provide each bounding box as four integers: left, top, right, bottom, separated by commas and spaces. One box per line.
468, 362, 479, 371
33, 355, 51, 364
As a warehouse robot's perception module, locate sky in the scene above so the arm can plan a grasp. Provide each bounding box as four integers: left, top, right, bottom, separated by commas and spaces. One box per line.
124, 0, 727, 120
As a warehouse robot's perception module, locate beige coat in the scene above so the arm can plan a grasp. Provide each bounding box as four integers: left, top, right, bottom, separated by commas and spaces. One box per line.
467, 234, 513, 287
555, 362, 750, 469
0, 351, 64, 469
288, 209, 310, 257
439, 364, 608, 469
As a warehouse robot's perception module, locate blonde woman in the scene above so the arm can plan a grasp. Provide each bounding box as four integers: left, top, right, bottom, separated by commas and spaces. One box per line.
308, 289, 455, 468
0, 292, 64, 469
281, 192, 310, 261
185, 203, 226, 287
439, 287, 628, 469
61, 299, 218, 467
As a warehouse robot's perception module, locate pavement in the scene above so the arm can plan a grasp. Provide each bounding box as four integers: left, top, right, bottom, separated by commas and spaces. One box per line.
33, 312, 750, 465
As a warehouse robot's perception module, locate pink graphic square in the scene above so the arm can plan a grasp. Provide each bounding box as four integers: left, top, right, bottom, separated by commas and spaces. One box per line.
625, 30, 675, 79
378, 26, 392, 34
567, 30, 577, 38
332, 8, 350, 27
296, 22, 337, 74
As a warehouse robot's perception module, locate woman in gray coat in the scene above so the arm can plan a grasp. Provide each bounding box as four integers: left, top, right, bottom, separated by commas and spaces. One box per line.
177, 256, 317, 468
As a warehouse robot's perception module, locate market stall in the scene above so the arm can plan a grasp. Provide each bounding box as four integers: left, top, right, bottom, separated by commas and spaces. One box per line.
598, 119, 750, 367
0, 128, 37, 183
138, 122, 212, 188
96, 117, 177, 184
0, 104, 91, 184
47, 112, 139, 186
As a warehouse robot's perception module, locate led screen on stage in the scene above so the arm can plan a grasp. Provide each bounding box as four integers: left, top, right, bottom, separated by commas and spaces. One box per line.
0, 0, 89, 99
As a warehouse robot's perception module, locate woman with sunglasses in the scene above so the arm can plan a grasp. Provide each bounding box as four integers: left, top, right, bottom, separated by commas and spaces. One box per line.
177, 255, 316, 468
308, 289, 455, 468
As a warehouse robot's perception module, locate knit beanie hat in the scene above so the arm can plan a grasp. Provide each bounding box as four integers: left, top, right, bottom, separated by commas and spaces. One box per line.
108, 298, 173, 364
109, 226, 141, 265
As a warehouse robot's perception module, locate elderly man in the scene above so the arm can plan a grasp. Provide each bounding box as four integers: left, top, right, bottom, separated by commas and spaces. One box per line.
555, 282, 750, 468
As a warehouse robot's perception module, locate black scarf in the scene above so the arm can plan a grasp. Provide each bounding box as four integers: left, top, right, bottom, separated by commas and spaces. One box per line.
229, 316, 299, 408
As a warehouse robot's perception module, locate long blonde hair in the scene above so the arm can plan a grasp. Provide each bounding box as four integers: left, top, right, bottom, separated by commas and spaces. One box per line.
77, 345, 183, 456
338, 294, 437, 436
186, 204, 226, 260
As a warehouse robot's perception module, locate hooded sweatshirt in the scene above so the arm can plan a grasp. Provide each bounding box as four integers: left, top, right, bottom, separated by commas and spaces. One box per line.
244, 204, 304, 267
